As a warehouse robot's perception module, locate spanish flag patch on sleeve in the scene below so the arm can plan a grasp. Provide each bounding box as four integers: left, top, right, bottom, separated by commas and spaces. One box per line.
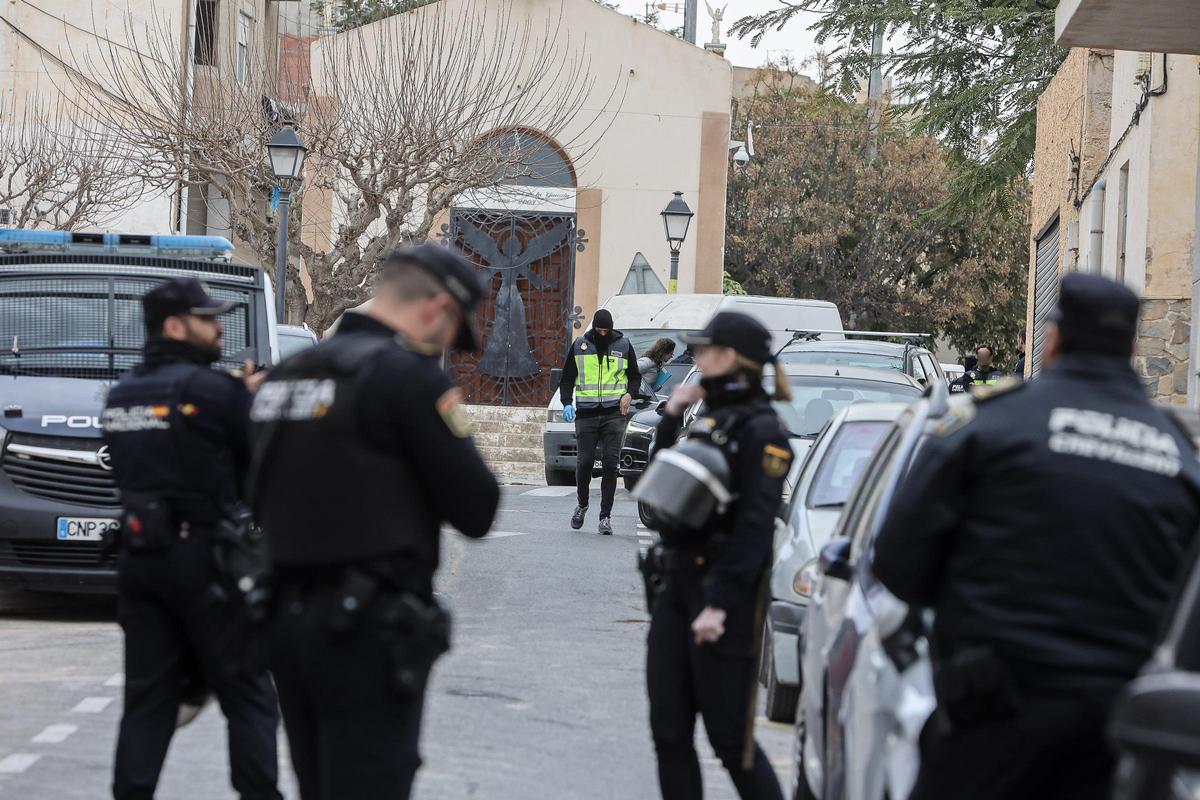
762, 443, 793, 478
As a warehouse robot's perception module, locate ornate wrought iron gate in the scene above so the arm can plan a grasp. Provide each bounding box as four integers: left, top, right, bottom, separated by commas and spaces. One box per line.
448, 209, 581, 406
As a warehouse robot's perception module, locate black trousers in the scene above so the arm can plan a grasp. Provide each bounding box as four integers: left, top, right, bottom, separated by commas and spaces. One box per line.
113, 538, 282, 800
575, 411, 625, 516
646, 570, 783, 800
908, 687, 1118, 800
269, 584, 432, 800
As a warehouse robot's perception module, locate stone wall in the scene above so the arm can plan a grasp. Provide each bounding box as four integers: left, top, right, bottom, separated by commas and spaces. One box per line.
1136, 298, 1192, 403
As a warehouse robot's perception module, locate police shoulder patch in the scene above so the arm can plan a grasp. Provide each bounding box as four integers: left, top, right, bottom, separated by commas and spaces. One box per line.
762, 442, 793, 478
969, 376, 1024, 403
436, 388, 471, 438
934, 400, 977, 437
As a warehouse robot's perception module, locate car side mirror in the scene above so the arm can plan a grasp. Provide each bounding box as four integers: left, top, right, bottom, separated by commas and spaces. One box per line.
1110, 671, 1200, 769
818, 537, 852, 582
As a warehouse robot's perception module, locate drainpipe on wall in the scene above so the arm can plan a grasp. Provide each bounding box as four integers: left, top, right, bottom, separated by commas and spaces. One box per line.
1088, 179, 1106, 274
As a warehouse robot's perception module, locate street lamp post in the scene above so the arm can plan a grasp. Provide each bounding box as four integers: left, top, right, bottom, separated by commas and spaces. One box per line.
266, 125, 308, 321
660, 191, 694, 295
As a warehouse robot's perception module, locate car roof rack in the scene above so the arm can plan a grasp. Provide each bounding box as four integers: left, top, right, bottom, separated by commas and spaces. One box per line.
778, 328, 933, 355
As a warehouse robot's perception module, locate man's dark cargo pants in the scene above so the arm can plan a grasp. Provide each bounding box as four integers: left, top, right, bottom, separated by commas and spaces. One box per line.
575, 411, 626, 516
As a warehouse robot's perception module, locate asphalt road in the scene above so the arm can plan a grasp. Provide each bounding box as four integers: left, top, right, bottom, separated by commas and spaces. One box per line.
0, 486, 792, 799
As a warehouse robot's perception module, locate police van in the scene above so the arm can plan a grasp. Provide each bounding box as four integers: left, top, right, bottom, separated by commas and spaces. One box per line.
543, 293, 844, 486
0, 230, 278, 592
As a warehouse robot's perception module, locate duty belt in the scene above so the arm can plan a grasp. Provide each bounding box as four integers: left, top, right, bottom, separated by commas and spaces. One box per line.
660, 546, 707, 571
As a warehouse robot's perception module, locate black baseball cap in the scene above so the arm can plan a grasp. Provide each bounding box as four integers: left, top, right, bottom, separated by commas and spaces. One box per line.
1050, 272, 1140, 357
384, 243, 487, 352
143, 278, 233, 334
682, 311, 774, 365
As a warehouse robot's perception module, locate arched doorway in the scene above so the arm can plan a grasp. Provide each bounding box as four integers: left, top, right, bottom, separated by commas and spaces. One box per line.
448, 130, 582, 407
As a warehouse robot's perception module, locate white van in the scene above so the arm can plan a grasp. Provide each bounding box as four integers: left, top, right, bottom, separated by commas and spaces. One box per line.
542, 294, 844, 485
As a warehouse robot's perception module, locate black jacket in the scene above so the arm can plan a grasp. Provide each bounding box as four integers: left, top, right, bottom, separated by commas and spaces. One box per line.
102, 339, 252, 529
252, 313, 500, 592
874, 353, 1200, 689
558, 327, 640, 417
655, 382, 792, 610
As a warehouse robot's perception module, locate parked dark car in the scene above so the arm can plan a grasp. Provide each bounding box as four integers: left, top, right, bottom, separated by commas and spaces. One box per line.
777, 336, 947, 388
619, 366, 701, 491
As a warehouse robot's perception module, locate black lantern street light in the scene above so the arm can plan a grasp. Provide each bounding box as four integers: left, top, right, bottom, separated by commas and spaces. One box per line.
660, 191, 693, 294
266, 125, 308, 321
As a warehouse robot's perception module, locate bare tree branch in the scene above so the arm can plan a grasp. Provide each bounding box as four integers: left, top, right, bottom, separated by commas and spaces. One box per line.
63, 1, 622, 330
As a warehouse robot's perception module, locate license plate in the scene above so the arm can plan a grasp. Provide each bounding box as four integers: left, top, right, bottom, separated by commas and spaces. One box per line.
56, 517, 120, 542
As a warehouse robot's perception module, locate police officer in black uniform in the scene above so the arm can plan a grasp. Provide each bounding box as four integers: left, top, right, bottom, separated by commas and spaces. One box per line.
873, 273, 1200, 800
102, 279, 282, 800
963, 344, 1004, 386
643, 312, 790, 800
248, 244, 500, 800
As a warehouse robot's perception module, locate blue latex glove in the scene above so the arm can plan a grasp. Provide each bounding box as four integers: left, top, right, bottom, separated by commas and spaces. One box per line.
563, 404, 576, 423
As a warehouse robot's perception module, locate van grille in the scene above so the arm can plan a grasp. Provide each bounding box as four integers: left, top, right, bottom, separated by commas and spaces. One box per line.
5, 539, 110, 569
1, 434, 121, 507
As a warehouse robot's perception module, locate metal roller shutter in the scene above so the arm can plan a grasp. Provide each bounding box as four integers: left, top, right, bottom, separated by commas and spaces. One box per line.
1032, 220, 1061, 377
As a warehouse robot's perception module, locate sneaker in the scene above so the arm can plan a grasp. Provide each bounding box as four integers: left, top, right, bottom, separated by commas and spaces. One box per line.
598, 516, 613, 535
571, 506, 587, 530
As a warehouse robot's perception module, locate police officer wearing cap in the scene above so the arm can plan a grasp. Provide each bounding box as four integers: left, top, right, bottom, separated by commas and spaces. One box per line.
873, 273, 1200, 800
639, 311, 791, 800
248, 244, 500, 799
101, 279, 282, 800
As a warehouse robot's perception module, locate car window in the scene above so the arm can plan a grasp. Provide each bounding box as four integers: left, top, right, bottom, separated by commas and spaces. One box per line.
909, 354, 928, 383
833, 424, 902, 548
919, 354, 942, 382
778, 350, 904, 372
807, 421, 893, 509
771, 376, 921, 436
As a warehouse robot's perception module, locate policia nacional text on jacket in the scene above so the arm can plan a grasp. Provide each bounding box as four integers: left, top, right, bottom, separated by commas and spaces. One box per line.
248, 244, 500, 800
101, 278, 283, 800
872, 273, 1200, 800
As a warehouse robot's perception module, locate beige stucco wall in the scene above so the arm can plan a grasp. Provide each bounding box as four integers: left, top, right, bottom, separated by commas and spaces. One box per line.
308, 0, 733, 311
1052, 50, 1200, 402
0, 0, 275, 239
1028, 49, 1112, 366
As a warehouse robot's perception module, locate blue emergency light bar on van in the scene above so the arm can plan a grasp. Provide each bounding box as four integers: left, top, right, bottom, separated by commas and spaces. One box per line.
0, 229, 235, 262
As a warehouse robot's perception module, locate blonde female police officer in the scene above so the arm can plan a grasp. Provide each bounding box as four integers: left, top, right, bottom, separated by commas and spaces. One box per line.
644, 312, 792, 800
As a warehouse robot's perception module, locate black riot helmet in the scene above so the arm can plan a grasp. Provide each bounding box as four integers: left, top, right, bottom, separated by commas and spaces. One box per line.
633, 438, 733, 532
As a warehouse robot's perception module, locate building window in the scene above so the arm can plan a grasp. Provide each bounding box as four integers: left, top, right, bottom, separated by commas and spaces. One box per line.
1116, 162, 1130, 284
237, 12, 251, 86
194, 0, 217, 66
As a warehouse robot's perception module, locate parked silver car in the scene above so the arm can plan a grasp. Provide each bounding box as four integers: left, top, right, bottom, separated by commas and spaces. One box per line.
795, 386, 958, 800
762, 403, 908, 724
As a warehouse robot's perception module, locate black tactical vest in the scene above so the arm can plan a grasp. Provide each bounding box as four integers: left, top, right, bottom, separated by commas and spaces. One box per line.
102, 361, 230, 527
248, 333, 438, 568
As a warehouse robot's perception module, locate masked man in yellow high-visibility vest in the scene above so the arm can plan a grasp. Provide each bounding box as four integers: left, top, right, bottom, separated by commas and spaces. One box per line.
558, 309, 640, 535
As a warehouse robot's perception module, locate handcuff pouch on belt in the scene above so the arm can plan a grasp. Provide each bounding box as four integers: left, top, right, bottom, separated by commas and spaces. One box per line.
323, 568, 452, 697
117, 491, 175, 553
637, 541, 708, 613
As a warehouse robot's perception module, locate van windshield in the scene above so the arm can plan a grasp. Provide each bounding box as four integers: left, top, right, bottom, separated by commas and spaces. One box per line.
0, 274, 254, 380
623, 328, 695, 395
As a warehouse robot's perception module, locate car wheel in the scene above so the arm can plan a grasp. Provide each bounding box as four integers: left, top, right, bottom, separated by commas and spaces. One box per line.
544, 467, 574, 486
623, 475, 638, 492
765, 651, 799, 724
638, 500, 656, 529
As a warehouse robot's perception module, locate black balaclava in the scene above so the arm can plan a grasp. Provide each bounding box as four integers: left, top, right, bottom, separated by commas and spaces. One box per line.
591, 309, 615, 349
